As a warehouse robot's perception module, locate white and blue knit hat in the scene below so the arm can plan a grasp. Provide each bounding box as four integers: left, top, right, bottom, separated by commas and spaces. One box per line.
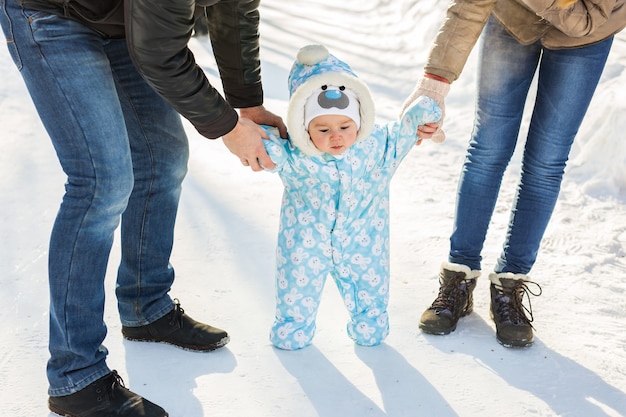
287, 45, 375, 156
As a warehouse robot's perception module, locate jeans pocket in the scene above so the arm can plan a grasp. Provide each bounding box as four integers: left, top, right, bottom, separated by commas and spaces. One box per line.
22, 8, 62, 35
2, 6, 58, 71
1, 1, 22, 70
3, 37, 22, 70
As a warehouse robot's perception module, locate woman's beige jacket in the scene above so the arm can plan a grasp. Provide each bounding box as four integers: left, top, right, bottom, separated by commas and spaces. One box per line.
425, 0, 626, 82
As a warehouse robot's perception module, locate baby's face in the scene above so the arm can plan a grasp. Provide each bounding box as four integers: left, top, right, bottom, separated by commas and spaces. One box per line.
307, 114, 358, 155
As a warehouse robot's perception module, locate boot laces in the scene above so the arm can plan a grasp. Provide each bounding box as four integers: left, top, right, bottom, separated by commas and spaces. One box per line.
168, 298, 185, 328
495, 280, 542, 326
100, 370, 126, 401
431, 276, 473, 313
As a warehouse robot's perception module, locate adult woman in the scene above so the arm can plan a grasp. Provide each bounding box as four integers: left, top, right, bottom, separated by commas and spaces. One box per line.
409, 0, 625, 347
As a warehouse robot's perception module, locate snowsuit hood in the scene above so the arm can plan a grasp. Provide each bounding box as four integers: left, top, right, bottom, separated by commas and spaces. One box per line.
287, 45, 375, 156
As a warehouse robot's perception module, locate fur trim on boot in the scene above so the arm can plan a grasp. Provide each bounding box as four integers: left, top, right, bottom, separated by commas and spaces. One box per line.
441, 261, 481, 280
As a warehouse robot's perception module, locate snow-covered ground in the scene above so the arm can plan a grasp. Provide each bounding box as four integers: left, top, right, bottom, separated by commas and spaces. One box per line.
1, 1, 625, 416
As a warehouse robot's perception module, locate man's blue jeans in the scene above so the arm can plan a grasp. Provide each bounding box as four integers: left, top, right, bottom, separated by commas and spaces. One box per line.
449, 17, 613, 274
1, 0, 189, 395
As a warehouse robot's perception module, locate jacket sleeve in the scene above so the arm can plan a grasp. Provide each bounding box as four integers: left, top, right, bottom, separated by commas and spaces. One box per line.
206, 0, 264, 108
125, 0, 260, 139
424, 0, 498, 82
521, 0, 615, 37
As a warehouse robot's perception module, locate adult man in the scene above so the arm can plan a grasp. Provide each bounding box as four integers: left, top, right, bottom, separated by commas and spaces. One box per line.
0, 0, 286, 415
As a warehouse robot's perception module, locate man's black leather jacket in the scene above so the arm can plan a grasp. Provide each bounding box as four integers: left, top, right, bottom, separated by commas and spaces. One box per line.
20, 0, 263, 138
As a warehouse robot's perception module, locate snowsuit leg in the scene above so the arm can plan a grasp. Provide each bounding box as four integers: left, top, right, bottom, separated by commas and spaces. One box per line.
332, 241, 390, 347
270, 222, 332, 350
270, 268, 329, 350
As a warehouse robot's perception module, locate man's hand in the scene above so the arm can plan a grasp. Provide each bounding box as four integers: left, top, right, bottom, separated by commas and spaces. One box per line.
222, 106, 286, 172
240, 105, 287, 139
222, 117, 274, 171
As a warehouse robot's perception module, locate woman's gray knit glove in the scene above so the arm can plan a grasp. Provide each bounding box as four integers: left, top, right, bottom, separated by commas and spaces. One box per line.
400, 77, 450, 143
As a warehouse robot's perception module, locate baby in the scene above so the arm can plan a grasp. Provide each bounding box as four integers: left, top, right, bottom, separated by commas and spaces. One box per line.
263, 44, 441, 350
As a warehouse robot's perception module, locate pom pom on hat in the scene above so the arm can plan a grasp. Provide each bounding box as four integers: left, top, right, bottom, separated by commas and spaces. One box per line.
297, 44, 330, 66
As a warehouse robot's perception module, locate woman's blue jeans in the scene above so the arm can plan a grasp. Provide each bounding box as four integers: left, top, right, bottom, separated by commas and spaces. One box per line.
1, 0, 189, 395
449, 17, 612, 274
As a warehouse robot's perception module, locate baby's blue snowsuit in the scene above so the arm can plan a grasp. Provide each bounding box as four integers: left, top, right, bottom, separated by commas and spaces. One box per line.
264, 96, 441, 350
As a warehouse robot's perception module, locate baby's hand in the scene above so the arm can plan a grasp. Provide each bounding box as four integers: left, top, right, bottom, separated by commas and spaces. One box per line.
400, 77, 449, 143
399, 95, 442, 144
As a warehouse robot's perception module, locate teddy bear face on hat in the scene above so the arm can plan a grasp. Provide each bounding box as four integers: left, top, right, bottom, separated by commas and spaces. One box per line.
286, 45, 375, 157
